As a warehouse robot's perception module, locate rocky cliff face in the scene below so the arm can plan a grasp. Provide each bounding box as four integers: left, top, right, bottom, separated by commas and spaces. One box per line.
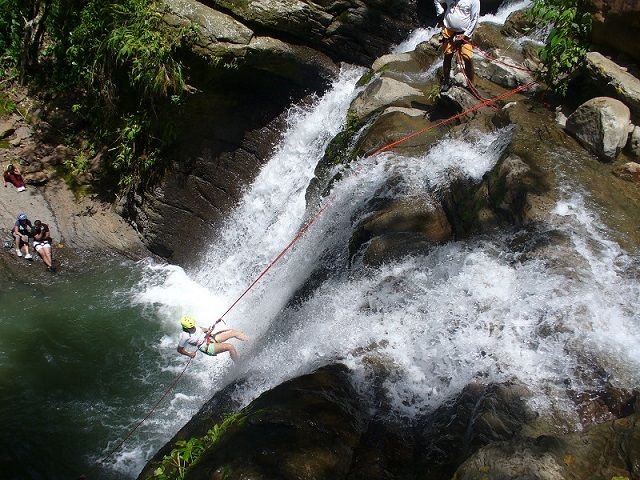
127, 0, 429, 263
589, 0, 640, 62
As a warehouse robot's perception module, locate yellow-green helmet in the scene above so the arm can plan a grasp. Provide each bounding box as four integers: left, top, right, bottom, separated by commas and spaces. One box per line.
180, 315, 196, 329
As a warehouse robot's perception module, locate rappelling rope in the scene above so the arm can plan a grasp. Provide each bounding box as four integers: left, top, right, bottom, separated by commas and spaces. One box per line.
455, 48, 500, 110
86, 64, 537, 478
207, 198, 335, 331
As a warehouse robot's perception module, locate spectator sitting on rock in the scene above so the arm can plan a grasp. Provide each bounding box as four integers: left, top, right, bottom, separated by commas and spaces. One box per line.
32, 219, 55, 272
11, 213, 32, 259
4, 164, 26, 192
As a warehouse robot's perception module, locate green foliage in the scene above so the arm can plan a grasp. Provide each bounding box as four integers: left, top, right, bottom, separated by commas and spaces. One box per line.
0, 0, 23, 67
530, 0, 592, 96
65, 0, 197, 105
64, 151, 90, 177
151, 413, 244, 480
0, 92, 16, 115
1, 0, 198, 189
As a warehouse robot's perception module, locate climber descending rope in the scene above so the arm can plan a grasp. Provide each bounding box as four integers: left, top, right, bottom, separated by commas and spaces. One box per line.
87, 53, 537, 475
176, 315, 248, 361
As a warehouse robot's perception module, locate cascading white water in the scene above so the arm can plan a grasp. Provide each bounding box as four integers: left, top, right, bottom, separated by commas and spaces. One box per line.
115, 65, 367, 473
123, 1, 640, 475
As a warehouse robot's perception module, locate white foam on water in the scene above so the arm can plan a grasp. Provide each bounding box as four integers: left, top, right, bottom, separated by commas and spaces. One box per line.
113, 66, 366, 474
481, 0, 532, 25
392, 26, 440, 54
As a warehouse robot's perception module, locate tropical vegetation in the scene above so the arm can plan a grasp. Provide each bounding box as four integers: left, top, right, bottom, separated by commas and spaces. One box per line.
0, 0, 197, 188
530, 0, 592, 95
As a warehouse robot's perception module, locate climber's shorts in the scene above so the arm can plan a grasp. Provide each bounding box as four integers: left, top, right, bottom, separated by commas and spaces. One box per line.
442, 28, 473, 60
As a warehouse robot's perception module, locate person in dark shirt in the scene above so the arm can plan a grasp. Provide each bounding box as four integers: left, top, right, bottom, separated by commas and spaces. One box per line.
32, 219, 55, 272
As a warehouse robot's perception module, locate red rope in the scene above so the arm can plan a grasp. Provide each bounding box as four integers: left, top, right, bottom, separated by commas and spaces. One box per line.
210, 199, 335, 329
81, 357, 193, 477
455, 49, 499, 111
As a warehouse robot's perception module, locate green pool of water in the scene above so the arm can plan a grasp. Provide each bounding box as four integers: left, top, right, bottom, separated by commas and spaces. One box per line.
0, 258, 174, 479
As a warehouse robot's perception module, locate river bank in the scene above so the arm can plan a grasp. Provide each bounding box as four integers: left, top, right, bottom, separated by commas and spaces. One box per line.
0, 86, 148, 279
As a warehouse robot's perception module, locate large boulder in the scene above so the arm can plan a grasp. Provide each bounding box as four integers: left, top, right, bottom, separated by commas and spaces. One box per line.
588, 0, 640, 62
198, 0, 420, 66
349, 195, 453, 265
350, 76, 426, 121
138, 364, 369, 480
565, 96, 631, 161
415, 382, 538, 480
452, 414, 640, 480
582, 52, 640, 119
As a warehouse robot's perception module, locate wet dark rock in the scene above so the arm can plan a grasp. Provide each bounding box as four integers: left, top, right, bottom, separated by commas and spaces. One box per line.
350, 195, 452, 265
588, 0, 640, 62
581, 52, 640, 120
501, 9, 538, 39
350, 76, 426, 121
452, 414, 640, 480
128, 70, 301, 263
486, 154, 535, 224
415, 381, 537, 480
139, 364, 368, 480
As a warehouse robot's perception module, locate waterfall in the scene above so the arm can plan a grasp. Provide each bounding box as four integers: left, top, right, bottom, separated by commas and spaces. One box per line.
120, 2, 640, 476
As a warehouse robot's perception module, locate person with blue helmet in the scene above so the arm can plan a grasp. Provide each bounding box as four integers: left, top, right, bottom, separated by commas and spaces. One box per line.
11, 213, 33, 260
177, 315, 248, 361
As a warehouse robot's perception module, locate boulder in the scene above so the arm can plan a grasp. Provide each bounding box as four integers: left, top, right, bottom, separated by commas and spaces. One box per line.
372, 52, 415, 73
138, 364, 368, 480
349, 196, 453, 265
628, 125, 640, 158
438, 85, 479, 114
565, 96, 631, 161
357, 107, 441, 158
0, 116, 18, 139
162, 0, 338, 88
189, 0, 419, 66
613, 161, 640, 183
415, 381, 538, 480
583, 52, 640, 119
487, 154, 535, 224
350, 77, 426, 121
452, 414, 640, 480
588, 0, 640, 62
501, 9, 539, 38
475, 55, 535, 89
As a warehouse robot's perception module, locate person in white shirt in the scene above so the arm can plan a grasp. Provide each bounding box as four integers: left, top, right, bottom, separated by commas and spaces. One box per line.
433, 0, 480, 91
177, 315, 248, 362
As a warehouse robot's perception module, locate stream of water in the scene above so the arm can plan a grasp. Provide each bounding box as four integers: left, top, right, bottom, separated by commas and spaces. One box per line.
1, 2, 638, 479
